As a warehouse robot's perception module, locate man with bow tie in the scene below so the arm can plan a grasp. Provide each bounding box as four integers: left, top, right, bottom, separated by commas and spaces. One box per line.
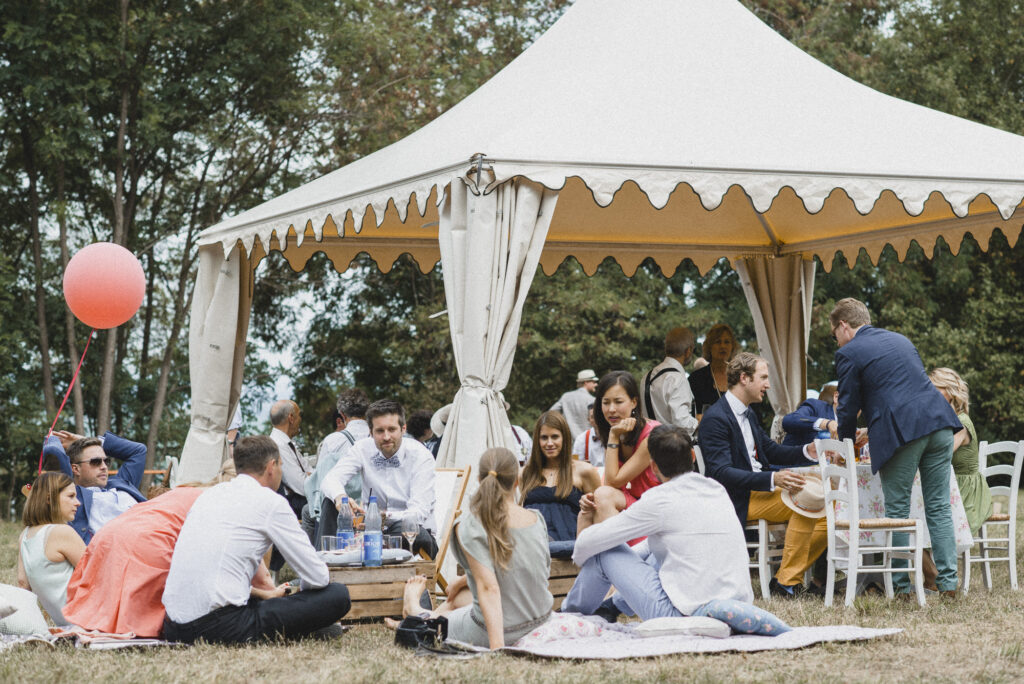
698, 352, 823, 599
319, 399, 438, 557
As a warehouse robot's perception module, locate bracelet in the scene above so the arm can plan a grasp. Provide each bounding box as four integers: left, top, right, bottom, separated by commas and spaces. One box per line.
607, 443, 620, 449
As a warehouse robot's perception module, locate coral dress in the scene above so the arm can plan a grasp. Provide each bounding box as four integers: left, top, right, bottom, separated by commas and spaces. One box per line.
63, 487, 204, 637
620, 420, 661, 507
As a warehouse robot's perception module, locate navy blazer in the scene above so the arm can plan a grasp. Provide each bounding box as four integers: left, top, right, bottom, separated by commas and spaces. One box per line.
834, 325, 961, 474
782, 398, 836, 446
698, 394, 810, 525
48, 432, 148, 543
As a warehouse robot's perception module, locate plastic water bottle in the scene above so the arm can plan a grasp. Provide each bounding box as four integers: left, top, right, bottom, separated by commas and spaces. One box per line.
336, 497, 354, 551
362, 495, 383, 567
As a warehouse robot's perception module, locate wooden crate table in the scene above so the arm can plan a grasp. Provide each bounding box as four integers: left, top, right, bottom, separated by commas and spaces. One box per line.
330, 560, 436, 620
549, 558, 579, 610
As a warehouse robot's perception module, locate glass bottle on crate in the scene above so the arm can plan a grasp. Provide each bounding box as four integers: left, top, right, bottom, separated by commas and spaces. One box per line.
336, 497, 354, 551
362, 495, 383, 567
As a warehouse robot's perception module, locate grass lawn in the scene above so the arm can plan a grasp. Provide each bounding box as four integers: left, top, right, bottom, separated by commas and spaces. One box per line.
2, 505, 1022, 684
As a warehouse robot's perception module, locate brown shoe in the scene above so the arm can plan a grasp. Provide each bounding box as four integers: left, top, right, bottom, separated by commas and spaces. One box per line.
940, 590, 957, 600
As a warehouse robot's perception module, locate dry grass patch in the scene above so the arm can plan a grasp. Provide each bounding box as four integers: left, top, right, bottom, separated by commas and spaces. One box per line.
2, 502, 1022, 683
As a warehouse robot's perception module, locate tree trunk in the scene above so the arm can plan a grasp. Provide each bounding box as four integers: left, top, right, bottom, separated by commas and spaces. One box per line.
57, 164, 85, 433
96, 23, 131, 434
22, 126, 57, 418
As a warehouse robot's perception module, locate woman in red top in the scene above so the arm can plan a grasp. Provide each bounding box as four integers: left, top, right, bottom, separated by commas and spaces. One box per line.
590, 370, 661, 519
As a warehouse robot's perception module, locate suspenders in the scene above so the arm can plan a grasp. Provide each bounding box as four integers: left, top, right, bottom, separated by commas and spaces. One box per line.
644, 366, 680, 420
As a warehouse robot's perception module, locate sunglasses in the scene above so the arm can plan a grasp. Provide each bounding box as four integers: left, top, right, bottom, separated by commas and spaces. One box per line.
75, 457, 109, 468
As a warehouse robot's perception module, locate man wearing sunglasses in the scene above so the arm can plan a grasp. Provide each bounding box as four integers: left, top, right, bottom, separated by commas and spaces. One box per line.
43, 430, 148, 543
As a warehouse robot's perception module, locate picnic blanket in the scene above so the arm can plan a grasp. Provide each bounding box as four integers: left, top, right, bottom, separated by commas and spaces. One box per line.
450, 614, 902, 659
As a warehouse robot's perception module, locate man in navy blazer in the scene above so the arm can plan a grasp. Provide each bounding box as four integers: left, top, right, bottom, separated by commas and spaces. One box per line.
830, 298, 961, 596
699, 352, 824, 598
46, 430, 148, 543
781, 384, 838, 447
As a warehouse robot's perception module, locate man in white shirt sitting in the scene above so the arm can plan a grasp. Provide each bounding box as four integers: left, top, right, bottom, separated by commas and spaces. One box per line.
639, 327, 699, 438
162, 436, 349, 643
571, 404, 606, 467
319, 399, 438, 557
562, 425, 790, 635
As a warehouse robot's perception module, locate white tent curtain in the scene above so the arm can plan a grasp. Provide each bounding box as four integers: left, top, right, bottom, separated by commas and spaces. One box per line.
176, 243, 252, 484
435, 176, 559, 470
735, 255, 816, 442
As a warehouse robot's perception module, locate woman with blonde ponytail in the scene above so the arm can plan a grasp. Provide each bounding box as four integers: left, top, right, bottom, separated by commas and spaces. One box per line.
389, 448, 553, 649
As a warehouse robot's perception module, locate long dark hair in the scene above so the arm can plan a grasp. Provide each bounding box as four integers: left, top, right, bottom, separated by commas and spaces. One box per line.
520, 411, 574, 502
593, 370, 646, 448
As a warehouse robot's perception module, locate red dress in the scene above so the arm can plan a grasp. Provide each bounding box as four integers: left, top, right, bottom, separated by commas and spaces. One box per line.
619, 420, 661, 506
63, 487, 204, 637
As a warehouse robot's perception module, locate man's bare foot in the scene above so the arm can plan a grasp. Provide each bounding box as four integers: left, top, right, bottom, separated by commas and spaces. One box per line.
402, 575, 430, 619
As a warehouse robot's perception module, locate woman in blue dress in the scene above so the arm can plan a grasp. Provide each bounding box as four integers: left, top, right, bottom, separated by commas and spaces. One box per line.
520, 411, 601, 558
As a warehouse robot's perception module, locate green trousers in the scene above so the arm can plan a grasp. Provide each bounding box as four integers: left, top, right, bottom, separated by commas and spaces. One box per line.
879, 428, 958, 592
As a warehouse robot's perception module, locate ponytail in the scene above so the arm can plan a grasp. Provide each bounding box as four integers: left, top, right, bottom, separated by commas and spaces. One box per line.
470, 447, 519, 571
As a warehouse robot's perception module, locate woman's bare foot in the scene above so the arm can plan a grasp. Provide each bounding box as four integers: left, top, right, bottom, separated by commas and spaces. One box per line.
402, 575, 430, 619
384, 617, 401, 630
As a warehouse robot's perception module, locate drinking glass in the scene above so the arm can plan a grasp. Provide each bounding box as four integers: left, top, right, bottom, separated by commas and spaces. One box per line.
401, 516, 419, 550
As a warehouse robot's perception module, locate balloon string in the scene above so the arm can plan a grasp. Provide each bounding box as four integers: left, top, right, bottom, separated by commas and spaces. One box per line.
37, 328, 95, 474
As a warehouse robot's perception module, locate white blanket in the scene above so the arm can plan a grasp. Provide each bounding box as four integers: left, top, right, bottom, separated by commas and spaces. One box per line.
450, 617, 901, 659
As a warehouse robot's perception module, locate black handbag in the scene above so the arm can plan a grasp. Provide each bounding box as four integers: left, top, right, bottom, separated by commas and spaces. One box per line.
394, 614, 448, 650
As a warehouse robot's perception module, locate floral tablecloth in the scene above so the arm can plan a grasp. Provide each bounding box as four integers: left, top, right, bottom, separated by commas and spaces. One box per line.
796, 464, 973, 553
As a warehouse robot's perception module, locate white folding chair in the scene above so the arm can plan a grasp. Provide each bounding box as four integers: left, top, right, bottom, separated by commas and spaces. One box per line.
745, 518, 787, 599
963, 440, 1024, 593
816, 437, 926, 607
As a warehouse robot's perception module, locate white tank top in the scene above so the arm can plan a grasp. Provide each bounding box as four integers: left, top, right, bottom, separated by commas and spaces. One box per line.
20, 525, 74, 625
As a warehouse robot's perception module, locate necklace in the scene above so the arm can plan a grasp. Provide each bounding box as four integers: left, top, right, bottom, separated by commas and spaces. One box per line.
542, 468, 558, 486
711, 364, 726, 397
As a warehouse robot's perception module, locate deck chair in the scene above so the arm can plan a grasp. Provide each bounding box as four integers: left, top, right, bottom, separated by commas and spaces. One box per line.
431, 466, 471, 594
963, 440, 1024, 593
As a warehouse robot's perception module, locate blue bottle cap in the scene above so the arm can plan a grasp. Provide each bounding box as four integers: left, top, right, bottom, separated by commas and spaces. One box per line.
368, 495, 377, 503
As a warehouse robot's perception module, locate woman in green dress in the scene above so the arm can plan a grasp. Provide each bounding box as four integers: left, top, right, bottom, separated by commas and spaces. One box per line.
929, 367, 993, 535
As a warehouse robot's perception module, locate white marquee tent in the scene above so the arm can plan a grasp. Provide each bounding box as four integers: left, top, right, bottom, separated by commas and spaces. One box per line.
177, 0, 1024, 482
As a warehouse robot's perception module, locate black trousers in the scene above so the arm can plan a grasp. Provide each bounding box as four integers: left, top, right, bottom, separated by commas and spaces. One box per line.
315, 497, 439, 558
162, 582, 350, 644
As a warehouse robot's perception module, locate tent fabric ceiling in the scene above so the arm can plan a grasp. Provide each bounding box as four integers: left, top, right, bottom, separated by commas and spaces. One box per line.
201, 0, 1024, 274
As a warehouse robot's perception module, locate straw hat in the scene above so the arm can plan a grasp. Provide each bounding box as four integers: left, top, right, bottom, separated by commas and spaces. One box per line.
780, 472, 826, 518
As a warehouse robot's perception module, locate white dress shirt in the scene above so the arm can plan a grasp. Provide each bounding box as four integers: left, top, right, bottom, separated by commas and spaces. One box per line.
270, 427, 311, 496
86, 488, 138, 534
163, 474, 329, 624
320, 436, 436, 531
550, 387, 595, 439
572, 429, 606, 467
725, 390, 814, 491
509, 425, 532, 463
305, 419, 370, 516
572, 472, 754, 615
640, 357, 699, 437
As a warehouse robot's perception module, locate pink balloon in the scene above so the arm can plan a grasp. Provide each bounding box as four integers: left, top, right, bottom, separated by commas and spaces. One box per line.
62, 243, 146, 329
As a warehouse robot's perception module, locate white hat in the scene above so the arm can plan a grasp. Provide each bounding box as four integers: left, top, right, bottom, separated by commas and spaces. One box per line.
780, 472, 826, 518
576, 369, 599, 383
430, 404, 453, 438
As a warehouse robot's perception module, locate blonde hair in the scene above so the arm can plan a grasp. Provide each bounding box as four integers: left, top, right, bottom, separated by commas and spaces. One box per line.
929, 367, 969, 415
23, 472, 74, 527
701, 324, 736, 362
829, 298, 871, 329
521, 411, 574, 502
470, 448, 519, 571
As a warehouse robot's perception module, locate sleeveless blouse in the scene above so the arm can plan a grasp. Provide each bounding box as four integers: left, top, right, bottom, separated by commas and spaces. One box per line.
20, 525, 74, 625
